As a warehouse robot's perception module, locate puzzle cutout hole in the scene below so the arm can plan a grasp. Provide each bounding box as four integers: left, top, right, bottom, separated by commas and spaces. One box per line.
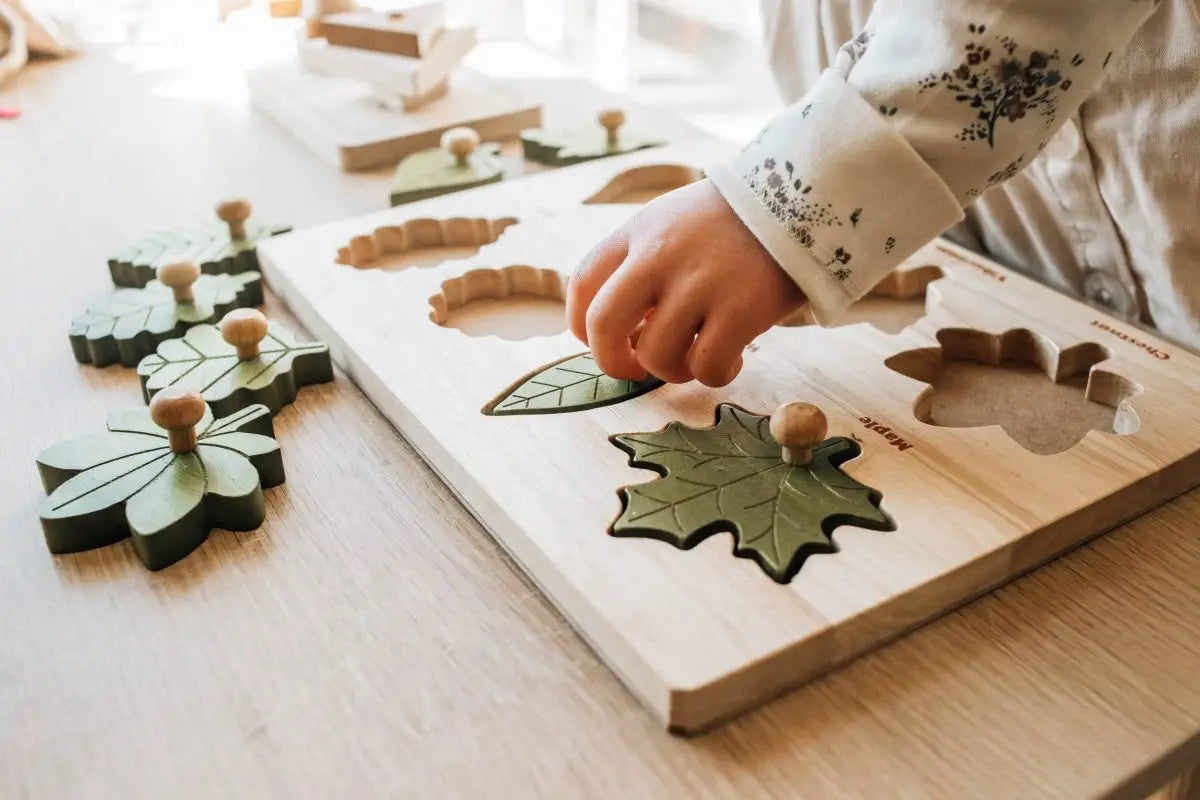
429, 265, 567, 340
783, 265, 945, 334
584, 164, 704, 205
336, 217, 519, 270
886, 328, 1142, 455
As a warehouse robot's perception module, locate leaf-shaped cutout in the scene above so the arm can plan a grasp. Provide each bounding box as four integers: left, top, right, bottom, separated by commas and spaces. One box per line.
35, 403, 283, 570
68, 272, 264, 367
109, 220, 291, 288
482, 352, 664, 416
609, 403, 893, 583
137, 322, 333, 416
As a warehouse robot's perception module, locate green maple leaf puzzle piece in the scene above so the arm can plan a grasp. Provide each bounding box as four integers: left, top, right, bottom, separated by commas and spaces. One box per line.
482, 352, 665, 416
609, 403, 894, 584
390, 143, 504, 206
520, 128, 663, 166
68, 271, 263, 368
108, 220, 291, 288
136, 322, 333, 417
36, 404, 285, 571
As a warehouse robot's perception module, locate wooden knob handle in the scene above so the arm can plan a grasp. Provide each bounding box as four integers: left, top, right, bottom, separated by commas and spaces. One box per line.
220, 308, 270, 360
216, 198, 252, 239
769, 402, 828, 466
150, 387, 207, 453
441, 127, 480, 167
598, 109, 625, 144
157, 260, 202, 303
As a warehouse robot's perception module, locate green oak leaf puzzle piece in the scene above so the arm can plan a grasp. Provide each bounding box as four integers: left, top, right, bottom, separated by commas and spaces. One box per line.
109, 219, 291, 288
36, 402, 285, 571
609, 404, 894, 583
520, 127, 662, 166
137, 320, 333, 417
389, 142, 504, 206
482, 352, 664, 416
68, 271, 263, 367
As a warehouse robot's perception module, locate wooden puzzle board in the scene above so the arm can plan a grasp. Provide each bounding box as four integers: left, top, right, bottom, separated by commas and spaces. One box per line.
257, 140, 1200, 732
246, 62, 541, 171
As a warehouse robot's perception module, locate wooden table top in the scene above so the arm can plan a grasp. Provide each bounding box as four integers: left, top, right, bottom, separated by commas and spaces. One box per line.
2, 47, 1198, 800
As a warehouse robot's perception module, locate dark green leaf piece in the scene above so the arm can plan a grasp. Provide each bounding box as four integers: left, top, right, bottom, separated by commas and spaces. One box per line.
520, 128, 663, 166
482, 352, 664, 416
137, 322, 333, 416
68, 271, 263, 367
389, 143, 504, 206
109, 220, 291, 288
36, 404, 285, 571
610, 403, 893, 583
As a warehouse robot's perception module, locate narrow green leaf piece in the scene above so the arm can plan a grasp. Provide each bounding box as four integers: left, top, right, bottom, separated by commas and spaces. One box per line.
68, 271, 263, 367
389, 143, 504, 206
482, 352, 664, 416
520, 128, 663, 166
35, 403, 285, 571
137, 322, 333, 416
609, 403, 893, 584
109, 220, 291, 288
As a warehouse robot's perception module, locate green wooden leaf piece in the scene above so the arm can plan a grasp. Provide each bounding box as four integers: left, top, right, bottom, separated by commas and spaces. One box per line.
36, 404, 285, 570
68, 271, 263, 367
609, 403, 893, 583
137, 322, 333, 416
109, 220, 291, 288
482, 352, 664, 416
389, 142, 504, 206
520, 128, 663, 166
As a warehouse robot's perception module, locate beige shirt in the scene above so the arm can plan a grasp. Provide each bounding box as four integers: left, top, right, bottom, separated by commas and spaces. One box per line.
709, 0, 1199, 347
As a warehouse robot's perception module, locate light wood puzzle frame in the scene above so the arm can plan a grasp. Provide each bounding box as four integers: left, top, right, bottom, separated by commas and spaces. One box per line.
258, 140, 1200, 733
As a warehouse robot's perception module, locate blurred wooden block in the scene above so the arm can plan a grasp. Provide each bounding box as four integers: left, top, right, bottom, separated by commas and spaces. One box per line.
246, 62, 541, 171
299, 26, 475, 99
314, 4, 445, 58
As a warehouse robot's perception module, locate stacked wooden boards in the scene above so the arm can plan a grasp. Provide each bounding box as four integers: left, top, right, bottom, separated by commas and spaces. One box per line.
256, 139, 1200, 732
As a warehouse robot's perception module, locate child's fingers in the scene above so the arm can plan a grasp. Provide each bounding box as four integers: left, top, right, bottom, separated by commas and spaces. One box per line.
585, 266, 655, 379
634, 298, 705, 384
689, 317, 752, 387
566, 235, 629, 345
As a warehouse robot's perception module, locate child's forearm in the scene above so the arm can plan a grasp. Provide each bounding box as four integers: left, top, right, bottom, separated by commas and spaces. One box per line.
707, 0, 1160, 325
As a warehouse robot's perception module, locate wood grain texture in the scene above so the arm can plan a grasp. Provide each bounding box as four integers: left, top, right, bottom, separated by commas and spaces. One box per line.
2, 48, 1198, 800
257, 139, 1200, 732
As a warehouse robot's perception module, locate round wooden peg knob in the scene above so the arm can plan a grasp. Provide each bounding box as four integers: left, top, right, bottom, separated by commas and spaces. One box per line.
150, 387, 207, 454
441, 127, 480, 167
598, 108, 626, 144
157, 260, 201, 304
216, 198, 252, 239
220, 308, 270, 360
769, 402, 828, 466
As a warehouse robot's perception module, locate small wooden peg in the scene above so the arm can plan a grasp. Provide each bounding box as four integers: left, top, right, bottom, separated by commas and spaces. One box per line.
150, 387, 207, 453
769, 402, 828, 466
220, 308, 270, 360
441, 127, 480, 167
216, 198, 252, 240
598, 109, 626, 145
157, 260, 201, 304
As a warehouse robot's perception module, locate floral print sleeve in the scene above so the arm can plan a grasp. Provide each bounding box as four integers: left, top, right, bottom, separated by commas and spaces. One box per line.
705, 0, 1160, 324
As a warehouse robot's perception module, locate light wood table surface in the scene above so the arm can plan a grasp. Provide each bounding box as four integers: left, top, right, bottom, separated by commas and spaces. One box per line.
2, 47, 1199, 800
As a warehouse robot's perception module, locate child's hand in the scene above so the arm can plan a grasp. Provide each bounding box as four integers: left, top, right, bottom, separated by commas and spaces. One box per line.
566, 179, 805, 387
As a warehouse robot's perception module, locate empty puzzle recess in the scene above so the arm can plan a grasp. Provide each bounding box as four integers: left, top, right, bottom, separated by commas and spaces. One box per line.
783, 263, 945, 334
885, 328, 1142, 455
583, 164, 704, 205
335, 216, 518, 269
428, 265, 567, 340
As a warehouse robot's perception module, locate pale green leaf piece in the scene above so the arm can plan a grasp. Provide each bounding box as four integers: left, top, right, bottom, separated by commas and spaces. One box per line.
36, 403, 285, 570
137, 322, 333, 416
609, 403, 893, 583
68, 271, 263, 367
521, 128, 663, 166
482, 352, 664, 416
389, 143, 504, 206
109, 219, 291, 287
